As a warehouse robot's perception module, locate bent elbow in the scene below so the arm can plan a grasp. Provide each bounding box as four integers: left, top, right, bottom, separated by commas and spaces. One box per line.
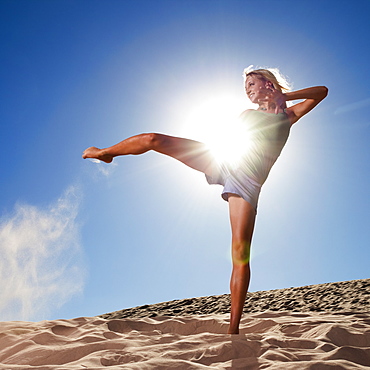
321, 86, 329, 99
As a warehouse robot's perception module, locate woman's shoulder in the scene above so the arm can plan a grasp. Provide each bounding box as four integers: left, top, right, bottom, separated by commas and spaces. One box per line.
282, 107, 297, 125
238, 109, 255, 119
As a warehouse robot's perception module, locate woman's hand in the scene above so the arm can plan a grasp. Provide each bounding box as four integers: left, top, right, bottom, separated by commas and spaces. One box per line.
269, 88, 287, 113
258, 86, 287, 113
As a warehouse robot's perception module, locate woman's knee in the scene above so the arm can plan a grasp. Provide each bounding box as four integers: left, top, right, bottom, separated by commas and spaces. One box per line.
143, 133, 169, 150
232, 239, 251, 265
142, 133, 159, 148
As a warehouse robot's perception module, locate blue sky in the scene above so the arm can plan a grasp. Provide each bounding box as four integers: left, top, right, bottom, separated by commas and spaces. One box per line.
1, 0, 369, 321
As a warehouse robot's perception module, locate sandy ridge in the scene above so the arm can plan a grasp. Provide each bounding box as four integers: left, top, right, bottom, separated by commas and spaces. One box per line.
1, 311, 370, 369
0, 279, 369, 369
100, 278, 370, 320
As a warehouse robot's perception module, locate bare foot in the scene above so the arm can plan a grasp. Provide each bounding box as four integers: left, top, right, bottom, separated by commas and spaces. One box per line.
82, 147, 113, 163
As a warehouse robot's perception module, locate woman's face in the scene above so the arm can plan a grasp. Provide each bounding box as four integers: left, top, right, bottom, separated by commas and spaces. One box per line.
245, 75, 270, 104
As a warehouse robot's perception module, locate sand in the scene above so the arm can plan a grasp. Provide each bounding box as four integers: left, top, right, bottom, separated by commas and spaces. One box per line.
101, 278, 370, 319
0, 279, 369, 369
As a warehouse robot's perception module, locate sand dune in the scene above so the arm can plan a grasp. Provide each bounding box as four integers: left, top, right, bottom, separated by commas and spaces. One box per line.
101, 278, 370, 319
0, 279, 369, 369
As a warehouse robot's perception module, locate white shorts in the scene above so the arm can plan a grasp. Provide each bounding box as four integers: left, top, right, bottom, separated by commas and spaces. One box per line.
205, 162, 261, 211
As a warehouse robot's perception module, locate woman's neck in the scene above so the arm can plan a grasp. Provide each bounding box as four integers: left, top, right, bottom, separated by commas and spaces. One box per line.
258, 102, 285, 114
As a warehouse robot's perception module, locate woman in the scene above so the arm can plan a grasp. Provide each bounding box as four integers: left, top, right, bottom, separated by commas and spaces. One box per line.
83, 68, 328, 334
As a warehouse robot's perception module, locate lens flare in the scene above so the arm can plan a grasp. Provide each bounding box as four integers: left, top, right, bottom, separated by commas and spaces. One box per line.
180, 94, 252, 167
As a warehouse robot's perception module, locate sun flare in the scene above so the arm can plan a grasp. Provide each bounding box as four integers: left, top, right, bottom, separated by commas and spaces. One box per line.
180, 94, 253, 166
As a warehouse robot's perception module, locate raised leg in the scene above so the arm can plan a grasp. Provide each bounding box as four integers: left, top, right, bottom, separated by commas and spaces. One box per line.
227, 194, 256, 334
82, 133, 215, 175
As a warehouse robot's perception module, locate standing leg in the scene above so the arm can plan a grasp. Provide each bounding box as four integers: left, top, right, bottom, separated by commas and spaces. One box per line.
228, 194, 256, 334
82, 133, 215, 175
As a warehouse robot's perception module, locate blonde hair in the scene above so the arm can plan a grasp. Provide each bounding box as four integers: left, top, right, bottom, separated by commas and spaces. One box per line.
243, 65, 291, 93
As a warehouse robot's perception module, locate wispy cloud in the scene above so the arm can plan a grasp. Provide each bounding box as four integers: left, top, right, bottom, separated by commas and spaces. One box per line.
86, 158, 118, 177
334, 97, 370, 115
0, 186, 86, 321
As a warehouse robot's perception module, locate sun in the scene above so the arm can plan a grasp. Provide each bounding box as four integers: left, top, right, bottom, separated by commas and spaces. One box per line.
179, 94, 253, 167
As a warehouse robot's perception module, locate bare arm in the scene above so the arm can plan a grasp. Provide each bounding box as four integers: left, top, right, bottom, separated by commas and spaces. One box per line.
285, 86, 328, 124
